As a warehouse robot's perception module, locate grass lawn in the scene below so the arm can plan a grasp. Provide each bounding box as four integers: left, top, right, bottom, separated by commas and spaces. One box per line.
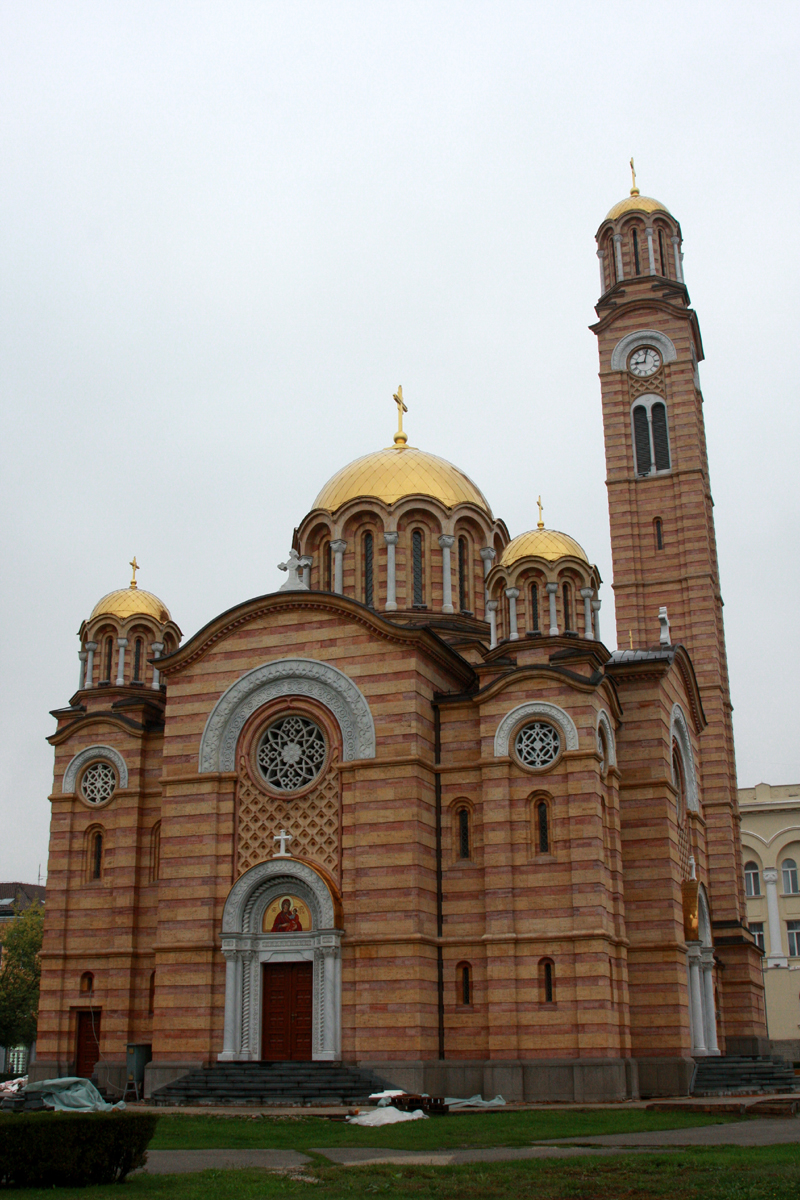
148, 1107, 739, 1151
2, 1145, 799, 1199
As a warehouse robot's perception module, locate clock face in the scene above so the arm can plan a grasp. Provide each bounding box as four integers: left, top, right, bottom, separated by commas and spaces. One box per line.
629, 347, 661, 377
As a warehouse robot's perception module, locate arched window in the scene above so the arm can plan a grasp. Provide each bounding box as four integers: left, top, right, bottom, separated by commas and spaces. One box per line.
412, 530, 424, 606
149, 822, 161, 883
744, 861, 761, 898
597, 727, 608, 776
633, 405, 651, 475
632, 227, 641, 275
148, 971, 156, 1015
632, 398, 671, 477
90, 830, 103, 881
608, 234, 617, 283
672, 745, 685, 823
654, 518, 664, 550
103, 637, 114, 683
458, 536, 468, 612
363, 531, 374, 609
652, 403, 670, 470
133, 638, 143, 682
535, 799, 550, 854
458, 807, 470, 860
782, 859, 799, 895
562, 583, 572, 632
540, 958, 555, 1003
529, 584, 540, 633
658, 228, 669, 277
456, 962, 472, 1006
322, 541, 332, 591
80, 971, 94, 995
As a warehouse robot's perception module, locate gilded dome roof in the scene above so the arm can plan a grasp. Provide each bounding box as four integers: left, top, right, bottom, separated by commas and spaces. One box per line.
605, 193, 670, 221
313, 445, 492, 515
91, 585, 171, 624
500, 528, 588, 567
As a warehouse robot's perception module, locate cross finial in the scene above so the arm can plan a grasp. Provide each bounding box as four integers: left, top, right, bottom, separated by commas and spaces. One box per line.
273, 829, 293, 857
536, 495, 544, 530
129, 556, 139, 588
630, 157, 639, 197
277, 548, 309, 592
393, 385, 408, 447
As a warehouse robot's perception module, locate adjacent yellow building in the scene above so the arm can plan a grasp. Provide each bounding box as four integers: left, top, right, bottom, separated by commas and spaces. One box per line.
740, 783, 800, 1057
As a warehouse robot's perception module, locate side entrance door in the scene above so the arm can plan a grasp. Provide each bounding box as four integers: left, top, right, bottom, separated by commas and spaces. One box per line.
75, 1010, 101, 1078
261, 962, 313, 1060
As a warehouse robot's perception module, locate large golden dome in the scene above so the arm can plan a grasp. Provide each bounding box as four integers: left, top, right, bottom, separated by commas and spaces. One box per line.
91, 584, 171, 623
605, 193, 670, 221
500, 528, 588, 566
313, 445, 492, 515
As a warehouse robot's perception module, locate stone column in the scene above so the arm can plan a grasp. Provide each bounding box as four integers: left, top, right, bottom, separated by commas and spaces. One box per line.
580, 588, 594, 638
218, 950, 241, 1061
613, 233, 624, 281
115, 638, 128, 687
546, 582, 559, 636
701, 952, 720, 1054
439, 535, 455, 614
151, 642, 164, 690
645, 226, 656, 275
84, 642, 97, 689
78, 649, 88, 691
384, 532, 398, 611
299, 555, 313, 589
479, 546, 496, 580
671, 236, 683, 282
330, 540, 347, 595
763, 868, 787, 966
487, 600, 498, 649
596, 248, 606, 292
321, 946, 339, 1059
688, 946, 707, 1054
592, 599, 602, 644
505, 587, 520, 639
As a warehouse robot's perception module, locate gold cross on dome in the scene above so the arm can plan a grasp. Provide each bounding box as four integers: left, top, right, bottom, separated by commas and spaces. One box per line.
393, 385, 408, 446
630, 156, 639, 196
537, 495, 544, 530
129, 556, 139, 588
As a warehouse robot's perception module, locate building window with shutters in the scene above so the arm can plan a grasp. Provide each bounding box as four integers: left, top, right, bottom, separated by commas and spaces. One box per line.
411, 529, 425, 606
363, 531, 374, 609
631, 397, 671, 477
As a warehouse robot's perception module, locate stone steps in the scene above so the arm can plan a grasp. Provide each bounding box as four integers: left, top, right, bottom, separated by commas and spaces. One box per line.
692, 1055, 800, 1096
150, 1061, 393, 1107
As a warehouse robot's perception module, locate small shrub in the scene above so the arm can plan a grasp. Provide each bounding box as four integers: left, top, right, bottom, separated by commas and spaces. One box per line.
0, 1110, 159, 1187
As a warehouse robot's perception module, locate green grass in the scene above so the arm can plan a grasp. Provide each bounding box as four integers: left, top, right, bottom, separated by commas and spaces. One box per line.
149, 1107, 739, 1151
1, 1145, 799, 1199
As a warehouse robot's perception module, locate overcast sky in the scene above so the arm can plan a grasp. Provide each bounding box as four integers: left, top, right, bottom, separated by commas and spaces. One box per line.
2, 1, 799, 883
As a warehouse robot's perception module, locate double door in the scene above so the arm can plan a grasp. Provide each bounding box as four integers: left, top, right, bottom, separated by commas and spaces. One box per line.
75, 1011, 101, 1078
261, 961, 312, 1060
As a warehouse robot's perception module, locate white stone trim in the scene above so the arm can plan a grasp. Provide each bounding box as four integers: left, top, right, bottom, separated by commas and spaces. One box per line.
199, 658, 376, 773
219, 859, 341, 1062
62, 745, 128, 793
670, 703, 699, 812
494, 702, 579, 758
596, 710, 617, 768
610, 329, 677, 371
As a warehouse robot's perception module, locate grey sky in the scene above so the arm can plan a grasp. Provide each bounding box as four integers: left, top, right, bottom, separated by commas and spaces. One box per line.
2, 1, 798, 882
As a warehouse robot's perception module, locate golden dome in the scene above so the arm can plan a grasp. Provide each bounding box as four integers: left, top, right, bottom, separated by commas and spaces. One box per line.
500, 528, 588, 567
605, 193, 670, 221
313, 445, 492, 515
91, 584, 171, 624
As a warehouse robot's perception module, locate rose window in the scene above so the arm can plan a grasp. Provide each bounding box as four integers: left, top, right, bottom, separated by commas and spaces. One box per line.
257, 716, 326, 791
81, 762, 117, 804
515, 722, 561, 769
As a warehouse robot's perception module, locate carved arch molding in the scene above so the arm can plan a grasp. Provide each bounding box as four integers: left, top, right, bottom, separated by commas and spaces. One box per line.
671, 703, 700, 813
62, 745, 129, 793
494, 702, 579, 759
610, 329, 678, 371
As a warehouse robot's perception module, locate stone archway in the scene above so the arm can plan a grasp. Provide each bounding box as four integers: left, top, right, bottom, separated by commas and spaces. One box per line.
218, 859, 342, 1062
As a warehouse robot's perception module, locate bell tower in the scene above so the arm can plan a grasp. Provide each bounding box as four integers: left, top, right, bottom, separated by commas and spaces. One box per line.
591, 171, 765, 1049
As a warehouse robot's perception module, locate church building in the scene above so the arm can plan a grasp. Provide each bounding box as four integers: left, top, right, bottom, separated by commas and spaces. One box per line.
33, 180, 766, 1102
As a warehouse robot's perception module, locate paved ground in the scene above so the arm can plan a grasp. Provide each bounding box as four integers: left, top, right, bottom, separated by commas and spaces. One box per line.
144, 1149, 313, 1174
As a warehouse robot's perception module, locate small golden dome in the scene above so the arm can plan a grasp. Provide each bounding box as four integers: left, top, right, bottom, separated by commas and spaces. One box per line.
313, 445, 492, 515
605, 194, 670, 221
91, 584, 171, 624
500, 528, 588, 567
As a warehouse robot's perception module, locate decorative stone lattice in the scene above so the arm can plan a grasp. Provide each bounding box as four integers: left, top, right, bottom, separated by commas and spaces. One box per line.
257, 716, 326, 791
80, 762, 116, 804
237, 756, 340, 881
515, 722, 560, 769
629, 373, 665, 400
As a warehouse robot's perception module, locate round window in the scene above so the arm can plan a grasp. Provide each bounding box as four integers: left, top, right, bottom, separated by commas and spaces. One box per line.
515, 722, 561, 770
257, 715, 326, 792
81, 761, 117, 804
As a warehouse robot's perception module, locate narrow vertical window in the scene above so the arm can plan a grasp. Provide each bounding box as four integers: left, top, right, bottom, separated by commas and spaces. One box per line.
782, 859, 799, 895
103, 637, 114, 682
80, 971, 94, 995
462, 965, 471, 1005
562, 582, 572, 632
133, 638, 143, 682
150, 822, 161, 882
148, 971, 156, 1015
412, 530, 424, 606
325, 542, 332, 591
633, 406, 652, 475
537, 801, 549, 854
749, 922, 765, 952
609, 235, 617, 282
92, 831, 103, 880
458, 808, 470, 859
658, 229, 669, 277
541, 959, 554, 1003
744, 862, 761, 898
458, 536, 468, 612
530, 584, 540, 632
654, 518, 664, 550
651, 403, 671, 470
363, 532, 374, 609
632, 227, 641, 275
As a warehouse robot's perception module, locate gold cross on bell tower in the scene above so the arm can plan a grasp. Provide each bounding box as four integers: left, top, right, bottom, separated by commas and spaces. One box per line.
537, 496, 544, 530
629, 156, 640, 197
129, 556, 139, 588
393, 385, 408, 447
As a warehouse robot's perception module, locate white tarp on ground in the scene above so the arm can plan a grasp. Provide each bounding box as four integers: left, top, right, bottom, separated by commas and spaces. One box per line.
23, 1077, 125, 1112
0, 1075, 27, 1096
445, 1094, 506, 1108
347, 1105, 427, 1126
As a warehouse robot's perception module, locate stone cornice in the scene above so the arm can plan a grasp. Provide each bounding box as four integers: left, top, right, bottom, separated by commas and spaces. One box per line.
606, 643, 705, 734
47, 713, 159, 745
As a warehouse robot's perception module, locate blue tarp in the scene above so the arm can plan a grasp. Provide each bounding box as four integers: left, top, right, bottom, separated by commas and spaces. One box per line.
24, 1077, 125, 1112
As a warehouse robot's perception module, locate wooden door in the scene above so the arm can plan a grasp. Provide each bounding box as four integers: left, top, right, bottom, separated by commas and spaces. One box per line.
75, 1010, 101, 1078
261, 962, 313, 1060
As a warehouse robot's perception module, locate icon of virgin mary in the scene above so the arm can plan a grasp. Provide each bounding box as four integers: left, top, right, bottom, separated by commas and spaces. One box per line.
271, 897, 303, 932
